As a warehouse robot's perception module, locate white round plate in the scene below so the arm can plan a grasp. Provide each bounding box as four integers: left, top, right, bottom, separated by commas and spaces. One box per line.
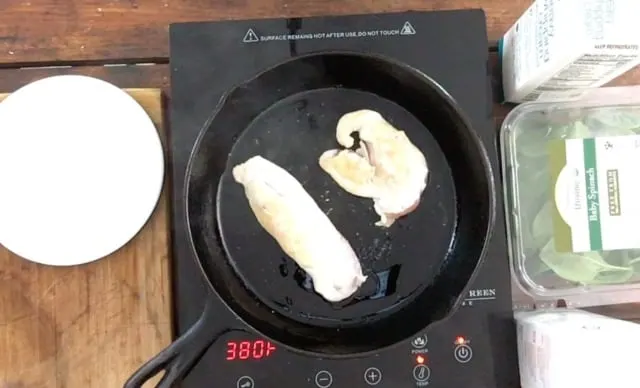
0, 75, 165, 266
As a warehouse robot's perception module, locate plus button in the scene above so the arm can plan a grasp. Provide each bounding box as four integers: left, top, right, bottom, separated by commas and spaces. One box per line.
363, 367, 382, 385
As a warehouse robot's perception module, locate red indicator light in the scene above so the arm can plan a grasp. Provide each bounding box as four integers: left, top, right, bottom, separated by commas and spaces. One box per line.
225, 340, 277, 361
416, 355, 426, 364
455, 336, 466, 345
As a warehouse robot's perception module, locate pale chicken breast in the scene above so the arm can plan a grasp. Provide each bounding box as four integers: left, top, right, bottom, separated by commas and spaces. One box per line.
319, 110, 428, 227
232, 155, 367, 303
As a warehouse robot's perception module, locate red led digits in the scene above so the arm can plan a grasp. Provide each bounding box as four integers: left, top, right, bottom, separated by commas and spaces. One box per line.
252, 340, 265, 359
238, 341, 251, 359
225, 340, 277, 361
226, 342, 237, 360
266, 341, 276, 356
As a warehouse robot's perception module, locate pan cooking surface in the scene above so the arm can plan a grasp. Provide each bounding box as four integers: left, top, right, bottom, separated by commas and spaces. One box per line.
186, 52, 493, 348
216, 87, 457, 327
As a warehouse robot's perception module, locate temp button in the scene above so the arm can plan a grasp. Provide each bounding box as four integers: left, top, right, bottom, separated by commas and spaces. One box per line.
412, 365, 430, 382
454, 344, 473, 363
236, 376, 254, 388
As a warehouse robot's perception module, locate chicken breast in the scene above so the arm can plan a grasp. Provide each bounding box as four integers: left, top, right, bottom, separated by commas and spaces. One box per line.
319, 109, 428, 227
232, 155, 367, 303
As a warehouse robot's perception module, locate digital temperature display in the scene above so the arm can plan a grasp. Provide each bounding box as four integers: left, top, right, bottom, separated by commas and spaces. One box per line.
225, 340, 277, 361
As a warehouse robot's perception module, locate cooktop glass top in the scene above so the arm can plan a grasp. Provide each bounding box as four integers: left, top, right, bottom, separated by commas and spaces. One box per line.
168, 10, 518, 388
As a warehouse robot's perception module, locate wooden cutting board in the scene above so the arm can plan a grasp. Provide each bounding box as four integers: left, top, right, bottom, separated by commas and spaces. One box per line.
0, 89, 172, 388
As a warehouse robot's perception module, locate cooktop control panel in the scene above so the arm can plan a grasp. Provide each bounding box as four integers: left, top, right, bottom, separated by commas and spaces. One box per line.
200, 302, 504, 388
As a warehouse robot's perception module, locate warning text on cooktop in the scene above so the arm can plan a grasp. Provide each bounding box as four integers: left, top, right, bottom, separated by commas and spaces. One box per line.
242, 21, 417, 43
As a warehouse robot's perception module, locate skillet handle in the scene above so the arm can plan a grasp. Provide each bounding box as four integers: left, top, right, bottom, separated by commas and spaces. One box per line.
124, 301, 231, 388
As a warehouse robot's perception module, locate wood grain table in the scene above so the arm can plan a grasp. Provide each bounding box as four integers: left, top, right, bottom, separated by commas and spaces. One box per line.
1, 1, 640, 387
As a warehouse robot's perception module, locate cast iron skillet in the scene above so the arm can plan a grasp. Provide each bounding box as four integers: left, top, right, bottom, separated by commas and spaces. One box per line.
124, 52, 496, 388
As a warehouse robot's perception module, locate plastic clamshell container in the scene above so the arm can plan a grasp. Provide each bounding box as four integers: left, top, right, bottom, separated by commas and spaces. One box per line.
501, 86, 640, 309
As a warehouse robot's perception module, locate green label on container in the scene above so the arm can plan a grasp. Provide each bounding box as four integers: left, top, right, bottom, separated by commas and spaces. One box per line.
548, 135, 640, 253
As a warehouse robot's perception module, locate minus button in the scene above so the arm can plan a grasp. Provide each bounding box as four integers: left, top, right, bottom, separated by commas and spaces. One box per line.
315, 370, 333, 388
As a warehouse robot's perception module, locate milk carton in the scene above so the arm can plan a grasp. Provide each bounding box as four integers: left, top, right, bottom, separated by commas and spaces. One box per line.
516, 309, 640, 388
500, 0, 640, 103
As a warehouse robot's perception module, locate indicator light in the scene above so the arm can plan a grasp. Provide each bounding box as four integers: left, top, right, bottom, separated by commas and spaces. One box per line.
455, 336, 466, 345
416, 355, 425, 364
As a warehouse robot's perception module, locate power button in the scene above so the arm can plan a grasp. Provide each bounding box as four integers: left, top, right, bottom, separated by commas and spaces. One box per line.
454, 344, 473, 363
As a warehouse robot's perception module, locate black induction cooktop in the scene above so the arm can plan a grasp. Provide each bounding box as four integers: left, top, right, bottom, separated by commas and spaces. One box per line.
169, 10, 518, 388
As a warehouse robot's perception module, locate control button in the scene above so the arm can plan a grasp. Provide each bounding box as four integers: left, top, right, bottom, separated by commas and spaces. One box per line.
412, 364, 431, 382
454, 344, 473, 363
411, 334, 428, 348
236, 376, 255, 388
363, 367, 382, 385
315, 370, 333, 388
